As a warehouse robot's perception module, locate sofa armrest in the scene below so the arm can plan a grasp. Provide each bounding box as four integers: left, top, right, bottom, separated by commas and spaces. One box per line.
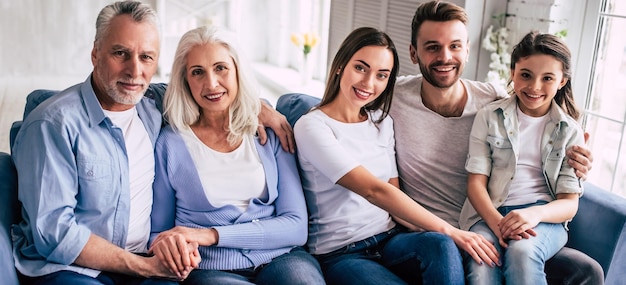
0, 152, 19, 284
567, 182, 626, 284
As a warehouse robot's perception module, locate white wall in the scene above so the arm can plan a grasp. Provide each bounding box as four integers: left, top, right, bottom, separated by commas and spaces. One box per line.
504, 0, 589, 102
0, 0, 589, 81
0, 0, 114, 77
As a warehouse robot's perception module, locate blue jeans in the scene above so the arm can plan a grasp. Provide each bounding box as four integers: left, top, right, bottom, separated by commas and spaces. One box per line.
465, 201, 568, 285
20, 270, 178, 285
182, 247, 324, 285
315, 227, 463, 285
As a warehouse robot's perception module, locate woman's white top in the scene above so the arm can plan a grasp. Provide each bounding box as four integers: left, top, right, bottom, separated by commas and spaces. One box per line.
180, 128, 267, 212
295, 109, 397, 254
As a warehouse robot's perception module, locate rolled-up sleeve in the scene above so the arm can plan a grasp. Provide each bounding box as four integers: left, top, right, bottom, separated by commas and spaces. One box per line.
554, 125, 585, 195
465, 108, 493, 176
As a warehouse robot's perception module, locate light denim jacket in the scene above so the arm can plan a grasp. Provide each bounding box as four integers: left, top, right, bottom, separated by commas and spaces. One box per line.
11, 76, 162, 277
459, 97, 584, 230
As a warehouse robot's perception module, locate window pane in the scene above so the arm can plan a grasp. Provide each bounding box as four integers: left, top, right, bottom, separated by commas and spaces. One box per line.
587, 16, 626, 123
585, 115, 624, 193
583, 0, 626, 196
603, 0, 626, 14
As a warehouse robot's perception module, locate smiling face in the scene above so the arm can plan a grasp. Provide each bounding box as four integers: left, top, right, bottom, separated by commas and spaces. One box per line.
411, 20, 469, 89
91, 14, 159, 111
511, 54, 567, 117
337, 45, 394, 110
185, 42, 238, 116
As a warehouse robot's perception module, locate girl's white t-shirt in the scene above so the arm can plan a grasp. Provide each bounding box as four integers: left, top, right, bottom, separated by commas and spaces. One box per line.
504, 107, 553, 206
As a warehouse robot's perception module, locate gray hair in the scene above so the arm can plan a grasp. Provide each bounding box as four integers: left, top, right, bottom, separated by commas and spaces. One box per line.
163, 26, 261, 145
95, 1, 160, 46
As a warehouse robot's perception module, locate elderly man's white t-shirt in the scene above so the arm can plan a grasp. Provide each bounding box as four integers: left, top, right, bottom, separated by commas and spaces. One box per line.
294, 108, 397, 255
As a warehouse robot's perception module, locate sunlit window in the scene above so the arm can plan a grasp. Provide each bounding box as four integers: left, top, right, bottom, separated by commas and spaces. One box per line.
155, 0, 330, 102
582, 0, 626, 197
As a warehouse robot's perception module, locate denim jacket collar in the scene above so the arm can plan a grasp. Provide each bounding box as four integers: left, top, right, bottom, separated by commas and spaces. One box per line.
494, 96, 573, 129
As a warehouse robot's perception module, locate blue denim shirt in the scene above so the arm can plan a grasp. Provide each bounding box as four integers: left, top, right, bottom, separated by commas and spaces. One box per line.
11, 76, 162, 277
459, 97, 584, 230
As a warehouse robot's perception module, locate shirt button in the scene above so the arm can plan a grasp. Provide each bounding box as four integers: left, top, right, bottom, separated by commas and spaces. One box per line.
548, 140, 553, 144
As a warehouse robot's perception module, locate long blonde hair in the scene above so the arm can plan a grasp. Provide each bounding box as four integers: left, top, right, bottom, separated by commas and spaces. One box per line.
163, 26, 260, 145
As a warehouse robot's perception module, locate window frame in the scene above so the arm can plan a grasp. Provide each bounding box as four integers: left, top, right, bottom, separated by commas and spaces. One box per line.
572, 0, 626, 194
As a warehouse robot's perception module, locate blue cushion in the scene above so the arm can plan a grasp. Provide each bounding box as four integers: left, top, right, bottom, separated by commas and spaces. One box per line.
568, 182, 626, 283
23, 89, 58, 120
0, 152, 19, 285
276, 93, 321, 127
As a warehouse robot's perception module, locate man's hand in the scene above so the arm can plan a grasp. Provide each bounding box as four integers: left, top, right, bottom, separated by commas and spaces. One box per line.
567, 132, 593, 180
258, 100, 295, 153
449, 228, 500, 267
142, 251, 193, 281
149, 227, 209, 279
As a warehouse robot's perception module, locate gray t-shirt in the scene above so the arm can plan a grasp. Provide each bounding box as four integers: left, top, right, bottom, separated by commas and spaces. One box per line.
390, 75, 507, 228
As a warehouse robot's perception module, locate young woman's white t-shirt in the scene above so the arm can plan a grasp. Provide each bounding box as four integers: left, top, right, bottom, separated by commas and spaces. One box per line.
295, 108, 397, 255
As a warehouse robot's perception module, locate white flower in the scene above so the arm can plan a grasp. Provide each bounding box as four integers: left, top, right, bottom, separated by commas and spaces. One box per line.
482, 16, 510, 88
490, 52, 500, 62
497, 27, 508, 39
486, 71, 502, 84
482, 26, 496, 52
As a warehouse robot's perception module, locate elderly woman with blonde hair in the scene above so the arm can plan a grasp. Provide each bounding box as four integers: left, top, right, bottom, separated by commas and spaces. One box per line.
148, 26, 324, 285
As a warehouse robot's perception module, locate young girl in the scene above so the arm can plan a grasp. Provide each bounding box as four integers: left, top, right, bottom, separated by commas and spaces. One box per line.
459, 31, 585, 285
294, 26, 497, 285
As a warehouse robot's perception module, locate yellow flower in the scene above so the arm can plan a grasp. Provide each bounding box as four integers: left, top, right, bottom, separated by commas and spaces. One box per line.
291, 32, 319, 56
290, 34, 302, 47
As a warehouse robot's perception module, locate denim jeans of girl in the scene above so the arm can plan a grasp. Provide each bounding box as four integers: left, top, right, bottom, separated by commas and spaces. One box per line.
465, 201, 568, 285
315, 227, 463, 285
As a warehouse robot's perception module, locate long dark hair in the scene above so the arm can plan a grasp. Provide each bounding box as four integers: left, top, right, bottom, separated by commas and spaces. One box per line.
510, 31, 580, 120
319, 27, 400, 124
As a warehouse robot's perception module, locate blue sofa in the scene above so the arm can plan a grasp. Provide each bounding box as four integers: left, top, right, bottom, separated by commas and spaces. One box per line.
1, 89, 625, 284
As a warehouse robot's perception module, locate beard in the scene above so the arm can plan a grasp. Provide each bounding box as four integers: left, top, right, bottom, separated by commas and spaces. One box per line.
105, 82, 145, 105
94, 73, 146, 106
418, 58, 463, 89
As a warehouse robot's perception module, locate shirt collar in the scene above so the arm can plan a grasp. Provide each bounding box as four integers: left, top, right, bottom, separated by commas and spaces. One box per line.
81, 74, 108, 128
496, 96, 573, 127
